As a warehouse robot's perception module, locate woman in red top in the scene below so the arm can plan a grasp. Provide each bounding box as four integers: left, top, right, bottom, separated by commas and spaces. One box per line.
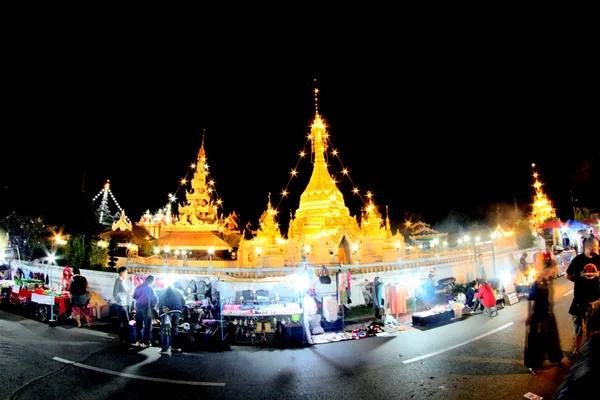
471, 281, 496, 314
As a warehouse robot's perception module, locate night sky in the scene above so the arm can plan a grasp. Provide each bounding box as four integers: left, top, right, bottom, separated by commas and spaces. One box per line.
4, 41, 598, 234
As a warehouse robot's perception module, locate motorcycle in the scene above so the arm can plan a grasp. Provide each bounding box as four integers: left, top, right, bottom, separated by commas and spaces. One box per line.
425, 273, 457, 295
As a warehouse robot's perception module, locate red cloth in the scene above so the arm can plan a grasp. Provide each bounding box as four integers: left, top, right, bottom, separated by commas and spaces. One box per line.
476, 283, 496, 308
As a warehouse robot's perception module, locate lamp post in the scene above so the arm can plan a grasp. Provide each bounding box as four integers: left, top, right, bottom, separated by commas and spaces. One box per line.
490, 233, 497, 278
256, 247, 262, 276
208, 246, 215, 273
352, 243, 359, 265
395, 240, 402, 263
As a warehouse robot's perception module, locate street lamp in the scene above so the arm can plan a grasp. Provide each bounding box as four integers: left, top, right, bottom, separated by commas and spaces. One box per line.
352, 243, 359, 265
395, 240, 402, 262
256, 247, 262, 267
208, 246, 215, 267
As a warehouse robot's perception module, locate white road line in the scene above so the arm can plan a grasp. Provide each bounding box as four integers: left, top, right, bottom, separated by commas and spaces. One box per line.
402, 322, 514, 364
52, 357, 225, 386
564, 290, 574, 296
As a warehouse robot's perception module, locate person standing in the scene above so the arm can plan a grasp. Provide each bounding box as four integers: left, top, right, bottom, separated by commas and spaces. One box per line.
69, 267, 93, 328
566, 236, 600, 358
477, 254, 487, 282
524, 258, 565, 375
519, 253, 529, 275
157, 285, 186, 355
132, 275, 158, 348
112, 267, 133, 344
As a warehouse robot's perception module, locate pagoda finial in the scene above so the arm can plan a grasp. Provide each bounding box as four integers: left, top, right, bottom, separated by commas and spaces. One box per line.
201, 128, 206, 149
314, 78, 319, 116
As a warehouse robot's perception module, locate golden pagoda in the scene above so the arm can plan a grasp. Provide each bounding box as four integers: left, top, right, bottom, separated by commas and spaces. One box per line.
529, 163, 556, 228
136, 132, 238, 253
238, 87, 403, 267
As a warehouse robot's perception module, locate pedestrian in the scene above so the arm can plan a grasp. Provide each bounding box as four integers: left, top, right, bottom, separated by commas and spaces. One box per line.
566, 236, 600, 359
132, 275, 158, 348
157, 284, 186, 355
465, 280, 478, 308
524, 258, 565, 375
69, 267, 93, 328
519, 252, 529, 274
112, 266, 133, 344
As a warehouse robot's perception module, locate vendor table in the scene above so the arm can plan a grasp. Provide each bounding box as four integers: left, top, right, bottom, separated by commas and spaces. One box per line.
9, 288, 71, 322
412, 309, 455, 326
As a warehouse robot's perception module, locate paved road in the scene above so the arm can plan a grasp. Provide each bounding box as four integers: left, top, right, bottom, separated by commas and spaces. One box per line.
0, 276, 579, 400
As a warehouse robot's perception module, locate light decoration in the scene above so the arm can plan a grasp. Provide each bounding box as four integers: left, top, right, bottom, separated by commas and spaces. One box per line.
529, 163, 556, 228
92, 180, 126, 226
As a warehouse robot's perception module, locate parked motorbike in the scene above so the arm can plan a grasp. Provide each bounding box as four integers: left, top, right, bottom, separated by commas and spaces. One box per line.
425, 273, 457, 295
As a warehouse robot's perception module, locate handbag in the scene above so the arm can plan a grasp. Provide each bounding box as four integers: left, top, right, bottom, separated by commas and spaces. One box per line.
147, 301, 159, 320
318, 266, 331, 284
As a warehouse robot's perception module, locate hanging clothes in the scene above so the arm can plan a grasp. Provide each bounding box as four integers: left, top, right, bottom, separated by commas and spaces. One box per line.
323, 295, 339, 322
337, 272, 349, 305
392, 284, 409, 314
373, 277, 385, 319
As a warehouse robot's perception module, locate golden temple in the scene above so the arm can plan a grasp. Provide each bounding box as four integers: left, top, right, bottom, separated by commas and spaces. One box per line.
130, 88, 404, 270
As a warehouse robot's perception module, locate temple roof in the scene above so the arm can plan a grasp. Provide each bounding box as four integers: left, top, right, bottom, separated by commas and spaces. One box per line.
408, 221, 448, 240
152, 231, 234, 250
99, 224, 154, 245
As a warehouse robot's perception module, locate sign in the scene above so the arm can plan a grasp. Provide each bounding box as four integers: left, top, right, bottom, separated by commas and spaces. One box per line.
504, 291, 520, 306
31, 293, 55, 305
12, 285, 20, 294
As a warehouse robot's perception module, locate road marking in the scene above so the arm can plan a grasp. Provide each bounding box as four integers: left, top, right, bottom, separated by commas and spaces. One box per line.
564, 290, 573, 297
402, 322, 514, 364
52, 357, 225, 386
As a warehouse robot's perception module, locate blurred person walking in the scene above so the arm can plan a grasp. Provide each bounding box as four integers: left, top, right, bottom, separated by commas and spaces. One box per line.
566, 236, 600, 359
132, 275, 158, 348
524, 258, 565, 375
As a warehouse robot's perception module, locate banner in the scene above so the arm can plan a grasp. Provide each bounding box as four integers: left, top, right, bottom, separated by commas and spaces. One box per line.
31, 293, 54, 305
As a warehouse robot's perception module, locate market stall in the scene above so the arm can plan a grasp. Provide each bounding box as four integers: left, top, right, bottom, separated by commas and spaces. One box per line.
7, 278, 71, 323
129, 273, 223, 350
219, 275, 304, 346
411, 305, 456, 326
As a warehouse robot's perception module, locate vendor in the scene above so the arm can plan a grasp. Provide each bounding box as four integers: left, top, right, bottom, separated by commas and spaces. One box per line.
302, 288, 319, 345
61, 266, 73, 291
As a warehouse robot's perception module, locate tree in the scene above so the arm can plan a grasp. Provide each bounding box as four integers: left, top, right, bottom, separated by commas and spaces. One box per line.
107, 239, 119, 270
89, 243, 109, 269
0, 212, 53, 260
574, 207, 598, 221
65, 235, 87, 268
515, 218, 535, 250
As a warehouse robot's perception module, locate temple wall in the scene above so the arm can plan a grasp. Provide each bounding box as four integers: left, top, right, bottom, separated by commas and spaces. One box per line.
8, 244, 541, 305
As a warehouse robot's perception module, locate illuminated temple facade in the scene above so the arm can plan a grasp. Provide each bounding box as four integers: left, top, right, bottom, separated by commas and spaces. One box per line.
133, 105, 404, 269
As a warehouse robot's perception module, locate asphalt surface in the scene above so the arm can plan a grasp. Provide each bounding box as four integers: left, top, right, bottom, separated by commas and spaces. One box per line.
0, 276, 580, 400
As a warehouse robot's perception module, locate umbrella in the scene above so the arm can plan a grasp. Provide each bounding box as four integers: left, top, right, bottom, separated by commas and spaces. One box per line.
537, 220, 565, 230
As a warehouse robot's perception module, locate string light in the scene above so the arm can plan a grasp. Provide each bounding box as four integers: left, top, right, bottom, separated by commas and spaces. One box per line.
272, 80, 376, 217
